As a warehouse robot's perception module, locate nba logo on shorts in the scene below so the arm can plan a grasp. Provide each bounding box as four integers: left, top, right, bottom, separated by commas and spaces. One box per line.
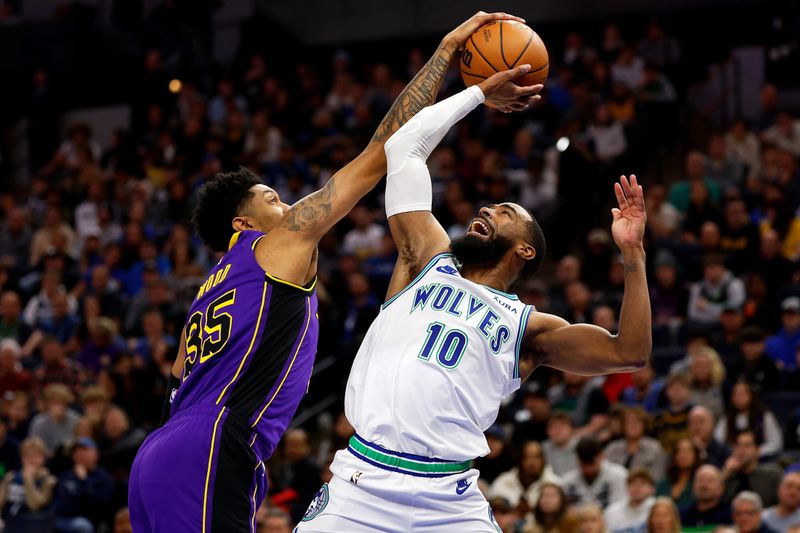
349, 471, 363, 485
301, 484, 329, 522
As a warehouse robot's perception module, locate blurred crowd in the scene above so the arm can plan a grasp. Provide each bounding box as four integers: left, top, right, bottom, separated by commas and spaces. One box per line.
1, 10, 800, 533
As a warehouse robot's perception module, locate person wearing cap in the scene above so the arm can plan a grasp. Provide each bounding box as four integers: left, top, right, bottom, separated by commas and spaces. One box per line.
604, 468, 657, 533
765, 296, 800, 371
728, 326, 780, 396
474, 425, 515, 484
52, 436, 114, 533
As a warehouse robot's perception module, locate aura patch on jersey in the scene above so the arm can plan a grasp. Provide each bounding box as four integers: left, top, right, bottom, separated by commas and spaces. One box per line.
301, 484, 329, 522
410, 283, 512, 353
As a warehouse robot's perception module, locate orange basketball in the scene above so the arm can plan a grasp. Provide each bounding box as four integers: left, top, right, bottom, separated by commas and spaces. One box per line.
460, 21, 549, 88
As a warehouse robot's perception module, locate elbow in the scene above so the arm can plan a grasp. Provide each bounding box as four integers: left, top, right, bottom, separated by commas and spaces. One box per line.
615, 338, 651, 371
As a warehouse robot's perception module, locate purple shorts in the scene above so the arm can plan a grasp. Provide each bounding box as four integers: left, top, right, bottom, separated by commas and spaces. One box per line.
128, 406, 267, 533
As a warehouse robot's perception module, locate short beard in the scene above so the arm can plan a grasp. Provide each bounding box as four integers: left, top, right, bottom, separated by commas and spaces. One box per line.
450, 233, 514, 270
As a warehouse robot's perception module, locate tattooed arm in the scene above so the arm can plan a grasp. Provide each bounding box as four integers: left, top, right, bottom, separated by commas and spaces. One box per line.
258, 12, 525, 284
518, 176, 651, 378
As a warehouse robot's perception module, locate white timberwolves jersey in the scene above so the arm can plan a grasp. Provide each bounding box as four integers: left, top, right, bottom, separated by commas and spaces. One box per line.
345, 253, 533, 461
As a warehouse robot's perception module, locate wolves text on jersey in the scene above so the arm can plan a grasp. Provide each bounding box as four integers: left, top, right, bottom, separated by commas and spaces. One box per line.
410, 283, 512, 354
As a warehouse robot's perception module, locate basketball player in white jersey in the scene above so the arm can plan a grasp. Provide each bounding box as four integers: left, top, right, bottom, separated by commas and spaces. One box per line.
296, 58, 651, 533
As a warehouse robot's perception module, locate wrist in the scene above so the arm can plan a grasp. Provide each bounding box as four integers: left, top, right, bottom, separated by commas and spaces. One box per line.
440, 35, 461, 53
619, 244, 645, 257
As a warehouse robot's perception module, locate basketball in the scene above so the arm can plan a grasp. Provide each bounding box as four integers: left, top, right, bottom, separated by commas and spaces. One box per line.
460, 21, 549, 88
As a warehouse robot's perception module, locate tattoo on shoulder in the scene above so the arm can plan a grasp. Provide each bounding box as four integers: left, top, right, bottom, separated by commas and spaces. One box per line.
371, 48, 452, 143
281, 179, 337, 232
624, 262, 638, 273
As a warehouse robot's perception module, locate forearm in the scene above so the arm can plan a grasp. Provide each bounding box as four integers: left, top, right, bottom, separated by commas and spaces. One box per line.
385, 85, 485, 217
616, 245, 651, 365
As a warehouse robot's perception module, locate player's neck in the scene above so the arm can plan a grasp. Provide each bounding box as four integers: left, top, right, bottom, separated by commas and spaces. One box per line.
460, 263, 514, 293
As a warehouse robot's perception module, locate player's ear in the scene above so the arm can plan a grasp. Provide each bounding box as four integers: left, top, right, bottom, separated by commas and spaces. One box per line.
517, 242, 535, 263
232, 216, 255, 232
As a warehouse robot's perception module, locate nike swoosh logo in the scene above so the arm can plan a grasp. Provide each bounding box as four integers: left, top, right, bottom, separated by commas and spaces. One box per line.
456, 481, 471, 495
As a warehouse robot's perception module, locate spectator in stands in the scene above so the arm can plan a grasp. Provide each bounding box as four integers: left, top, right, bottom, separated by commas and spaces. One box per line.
751, 232, 796, 305
621, 363, 665, 414
0, 339, 32, 393
549, 373, 610, 436
52, 437, 114, 533
525, 482, 575, 533
99, 406, 146, 493
113, 507, 133, 533
490, 441, 562, 511
729, 327, 781, 395
713, 304, 746, 361
575, 503, 609, 533
653, 373, 693, 453
719, 199, 760, 274
281, 429, 321, 524
512, 386, 551, 447
604, 468, 656, 533
766, 297, 800, 371
687, 254, 746, 326
706, 135, 744, 192
605, 406, 667, 482
342, 206, 385, 259
686, 347, 726, 420
22, 272, 77, 329
726, 117, 761, 178
28, 384, 80, 454
715, 381, 783, 458
0, 292, 31, 344
0, 209, 32, 274
688, 406, 730, 468
0, 416, 20, 480
78, 317, 125, 374
762, 472, 800, 532
543, 412, 579, 477
681, 464, 732, 530
656, 437, 700, 509
563, 436, 627, 508
475, 425, 515, 484
722, 430, 783, 506
0, 436, 56, 532
733, 491, 779, 533
5, 393, 32, 442
668, 151, 721, 213
762, 111, 800, 157
34, 336, 82, 393
649, 250, 688, 336
647, 496, 682, 533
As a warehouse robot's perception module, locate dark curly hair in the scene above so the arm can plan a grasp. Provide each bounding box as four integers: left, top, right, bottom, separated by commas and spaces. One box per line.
523, 209, 546, 278
192, 168, 262, 252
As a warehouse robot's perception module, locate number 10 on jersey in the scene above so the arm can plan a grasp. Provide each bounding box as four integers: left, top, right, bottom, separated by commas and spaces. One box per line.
418, 322, 469, 369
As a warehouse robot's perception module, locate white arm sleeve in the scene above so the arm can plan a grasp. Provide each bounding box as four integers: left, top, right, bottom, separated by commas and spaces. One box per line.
384, 85, 485, 218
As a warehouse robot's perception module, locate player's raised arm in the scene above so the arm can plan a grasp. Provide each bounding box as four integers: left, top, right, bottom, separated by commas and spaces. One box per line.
382, 68, 543, 300
521, 175, 651, 377
259, 12, 535, 282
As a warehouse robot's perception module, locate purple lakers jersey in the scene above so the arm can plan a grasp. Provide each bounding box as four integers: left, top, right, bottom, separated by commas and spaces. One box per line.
171, 230, 319, 460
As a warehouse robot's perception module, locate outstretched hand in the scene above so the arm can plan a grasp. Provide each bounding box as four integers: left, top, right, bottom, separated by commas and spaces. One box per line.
611, 175, 647, 249
444, 11, 526, 50
478, 65, 543, 113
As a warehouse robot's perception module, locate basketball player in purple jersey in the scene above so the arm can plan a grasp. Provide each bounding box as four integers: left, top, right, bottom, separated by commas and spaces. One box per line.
127, 12, 543, 532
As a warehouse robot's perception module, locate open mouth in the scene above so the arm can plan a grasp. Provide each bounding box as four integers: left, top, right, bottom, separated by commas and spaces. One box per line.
468, 218, 492, 237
